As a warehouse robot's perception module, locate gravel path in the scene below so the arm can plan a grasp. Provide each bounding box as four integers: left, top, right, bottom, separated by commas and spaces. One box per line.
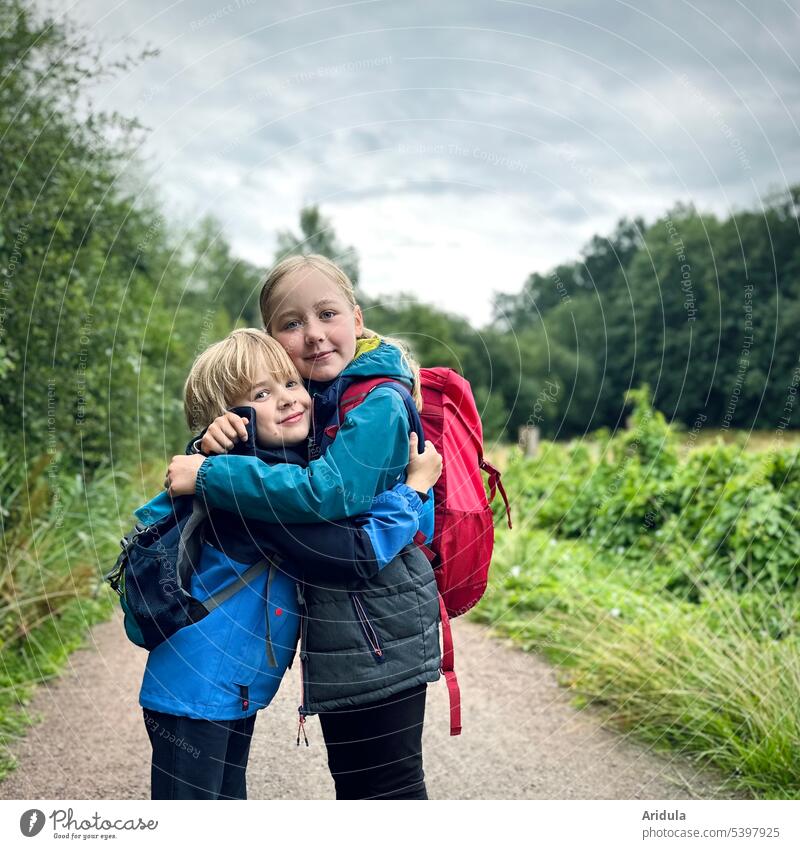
0, 611, 734, 800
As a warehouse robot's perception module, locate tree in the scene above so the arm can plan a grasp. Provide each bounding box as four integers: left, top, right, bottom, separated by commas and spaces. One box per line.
185, 215, 263, 326
0, 0, 205, 470
275, 205, 360, 288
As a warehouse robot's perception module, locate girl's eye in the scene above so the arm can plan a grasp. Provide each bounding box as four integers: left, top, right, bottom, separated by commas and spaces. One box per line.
320, 310, 336, 320
283, 319, 301, 331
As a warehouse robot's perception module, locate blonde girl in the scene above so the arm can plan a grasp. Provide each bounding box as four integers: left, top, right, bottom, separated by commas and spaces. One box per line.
167, 256, 441, 800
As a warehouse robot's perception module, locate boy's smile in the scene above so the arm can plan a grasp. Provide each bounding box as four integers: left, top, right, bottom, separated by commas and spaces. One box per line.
230, 369, 311, 447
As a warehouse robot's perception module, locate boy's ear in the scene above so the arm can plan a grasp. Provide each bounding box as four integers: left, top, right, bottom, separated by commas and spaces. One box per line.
353, 304, 364, 337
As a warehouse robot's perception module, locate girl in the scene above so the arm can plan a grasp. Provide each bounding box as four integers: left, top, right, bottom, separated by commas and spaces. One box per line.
166, 255, 442, 800
144, 328, 441, 799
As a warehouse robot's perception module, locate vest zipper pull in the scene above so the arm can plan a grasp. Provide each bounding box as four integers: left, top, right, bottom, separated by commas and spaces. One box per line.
296, 711, 309, 747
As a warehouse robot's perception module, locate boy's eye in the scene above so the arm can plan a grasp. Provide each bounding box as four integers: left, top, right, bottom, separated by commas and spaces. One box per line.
254, 389, 269, 400
286, 380, 298, 388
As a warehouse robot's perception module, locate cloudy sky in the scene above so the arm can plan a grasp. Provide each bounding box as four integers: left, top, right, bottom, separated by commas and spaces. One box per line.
54, 0, 800, 325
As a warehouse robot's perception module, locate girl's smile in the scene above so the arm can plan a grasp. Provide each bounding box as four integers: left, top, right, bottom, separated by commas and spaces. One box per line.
267, 267, 364, 382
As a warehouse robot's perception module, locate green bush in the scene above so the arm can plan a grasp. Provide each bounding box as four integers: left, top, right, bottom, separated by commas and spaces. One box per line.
498, 388, 800, 591
0, 448, 164, 777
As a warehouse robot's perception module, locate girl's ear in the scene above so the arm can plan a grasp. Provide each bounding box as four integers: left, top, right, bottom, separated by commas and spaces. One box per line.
353, 304, 364, 337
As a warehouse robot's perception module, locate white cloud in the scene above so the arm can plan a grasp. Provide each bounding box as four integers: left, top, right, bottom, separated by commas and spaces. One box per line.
51, 0, 800, 326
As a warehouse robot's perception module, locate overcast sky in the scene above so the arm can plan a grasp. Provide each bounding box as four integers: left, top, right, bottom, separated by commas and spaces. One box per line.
53, 0, 800, 326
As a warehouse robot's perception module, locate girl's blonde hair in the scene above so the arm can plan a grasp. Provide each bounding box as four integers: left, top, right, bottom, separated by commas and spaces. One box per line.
183, 328, 300, 431
259, 254, 422, 408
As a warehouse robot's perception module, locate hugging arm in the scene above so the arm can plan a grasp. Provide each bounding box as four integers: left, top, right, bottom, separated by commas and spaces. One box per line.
262, 484, 430, 582
195, 389, 410, 523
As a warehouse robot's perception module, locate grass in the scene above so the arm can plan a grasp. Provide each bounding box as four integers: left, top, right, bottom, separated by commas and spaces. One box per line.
471, 528, 800, 799
0, 454, 164, 779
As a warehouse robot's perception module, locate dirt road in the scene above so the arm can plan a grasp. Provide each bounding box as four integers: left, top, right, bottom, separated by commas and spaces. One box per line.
1, 612, 733, 799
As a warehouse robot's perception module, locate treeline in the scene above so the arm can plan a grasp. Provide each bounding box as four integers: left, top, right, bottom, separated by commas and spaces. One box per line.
5, 0, 800, 483
0, 1, 261, 475
488, 198, 800, 438
359, 190, 800, 442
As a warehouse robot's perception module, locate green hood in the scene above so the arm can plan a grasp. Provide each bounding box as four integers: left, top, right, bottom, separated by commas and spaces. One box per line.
342, 338, 414, 385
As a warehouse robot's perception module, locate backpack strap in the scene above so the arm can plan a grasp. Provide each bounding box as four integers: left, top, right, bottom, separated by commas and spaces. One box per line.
438, 594, 462, 736
331, 378, 425, 445
176, 499, 208, 580
415, 530, 461, 736
201, 557, 272, 612
264, 561, 279, 668
480, 457, 512, 529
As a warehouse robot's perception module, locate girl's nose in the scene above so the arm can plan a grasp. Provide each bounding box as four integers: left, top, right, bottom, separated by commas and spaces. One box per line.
304, 319, 326, 344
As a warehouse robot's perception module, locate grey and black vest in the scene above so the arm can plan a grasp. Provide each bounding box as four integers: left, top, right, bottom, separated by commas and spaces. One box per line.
297, 542, 441, 713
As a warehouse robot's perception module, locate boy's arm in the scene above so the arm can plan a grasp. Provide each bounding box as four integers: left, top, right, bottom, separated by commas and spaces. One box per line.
195, 389, 410, 523
264, 484, 430, 582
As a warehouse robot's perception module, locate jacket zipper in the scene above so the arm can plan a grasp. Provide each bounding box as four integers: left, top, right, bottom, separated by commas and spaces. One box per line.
296, 581, 310, 746
308, 395, 321, 463
350, 592, 385, 662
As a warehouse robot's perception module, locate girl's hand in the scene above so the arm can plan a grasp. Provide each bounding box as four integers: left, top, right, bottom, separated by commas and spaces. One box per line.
165, 455, 206, 496
405, 433, 442, 493
200, 412, 250, 455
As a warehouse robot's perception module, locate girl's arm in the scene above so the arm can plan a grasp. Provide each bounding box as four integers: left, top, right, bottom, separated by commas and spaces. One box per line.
263, 434, 438, 579
195, 388, 410, 523
265, 484, 430, 582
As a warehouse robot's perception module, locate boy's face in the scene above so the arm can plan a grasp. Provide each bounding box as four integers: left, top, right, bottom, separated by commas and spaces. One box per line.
229, 369, 311, 447
267, 267, 364, 382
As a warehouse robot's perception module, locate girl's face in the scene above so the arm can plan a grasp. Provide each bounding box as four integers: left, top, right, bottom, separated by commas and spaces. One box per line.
267, 267, 364, 382
229, 369, 311, 447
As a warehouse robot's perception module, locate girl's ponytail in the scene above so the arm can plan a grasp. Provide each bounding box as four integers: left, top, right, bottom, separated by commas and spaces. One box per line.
374, 334, 422, 411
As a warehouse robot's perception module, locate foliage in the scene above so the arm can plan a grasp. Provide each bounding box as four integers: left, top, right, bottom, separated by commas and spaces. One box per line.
185, 215, 263, 327
496, 388, 800, 592
274, 205, 361, 289
0, 0, 255, 472
472, 527, 800, 798
0, 448, 164, 777
492, 192, 800, 437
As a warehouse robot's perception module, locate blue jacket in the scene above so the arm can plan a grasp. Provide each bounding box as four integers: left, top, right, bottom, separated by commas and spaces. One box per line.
195, 340, 434, 538
138, 437, 429, 721
191, 341, 441, 713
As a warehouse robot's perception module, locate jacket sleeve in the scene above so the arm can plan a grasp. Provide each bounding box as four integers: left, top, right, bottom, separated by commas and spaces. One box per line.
265, 484, 427, 582
195, 388, 410, 523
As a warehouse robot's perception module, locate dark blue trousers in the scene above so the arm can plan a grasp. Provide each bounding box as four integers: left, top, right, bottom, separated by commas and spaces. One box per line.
143, 708, 256, 800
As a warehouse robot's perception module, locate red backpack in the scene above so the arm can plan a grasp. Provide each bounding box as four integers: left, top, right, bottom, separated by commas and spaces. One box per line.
338, 367, 512, 735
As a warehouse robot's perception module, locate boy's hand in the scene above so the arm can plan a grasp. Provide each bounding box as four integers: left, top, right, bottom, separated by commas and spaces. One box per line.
201, 412, 250, 455
405, 433, 442, 493
165, 455, 206, 496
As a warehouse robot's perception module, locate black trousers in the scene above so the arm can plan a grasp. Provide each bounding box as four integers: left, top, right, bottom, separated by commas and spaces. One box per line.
318, 683, 428, 800
143, 708, 256, 800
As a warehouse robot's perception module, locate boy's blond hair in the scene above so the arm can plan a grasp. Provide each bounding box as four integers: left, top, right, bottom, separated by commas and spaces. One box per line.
184, 328, 300, 431
259, 254, 423, 409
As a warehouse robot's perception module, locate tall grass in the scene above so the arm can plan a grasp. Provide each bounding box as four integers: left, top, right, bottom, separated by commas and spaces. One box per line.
473, 528, 800, 798
0, 449, 163, 777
